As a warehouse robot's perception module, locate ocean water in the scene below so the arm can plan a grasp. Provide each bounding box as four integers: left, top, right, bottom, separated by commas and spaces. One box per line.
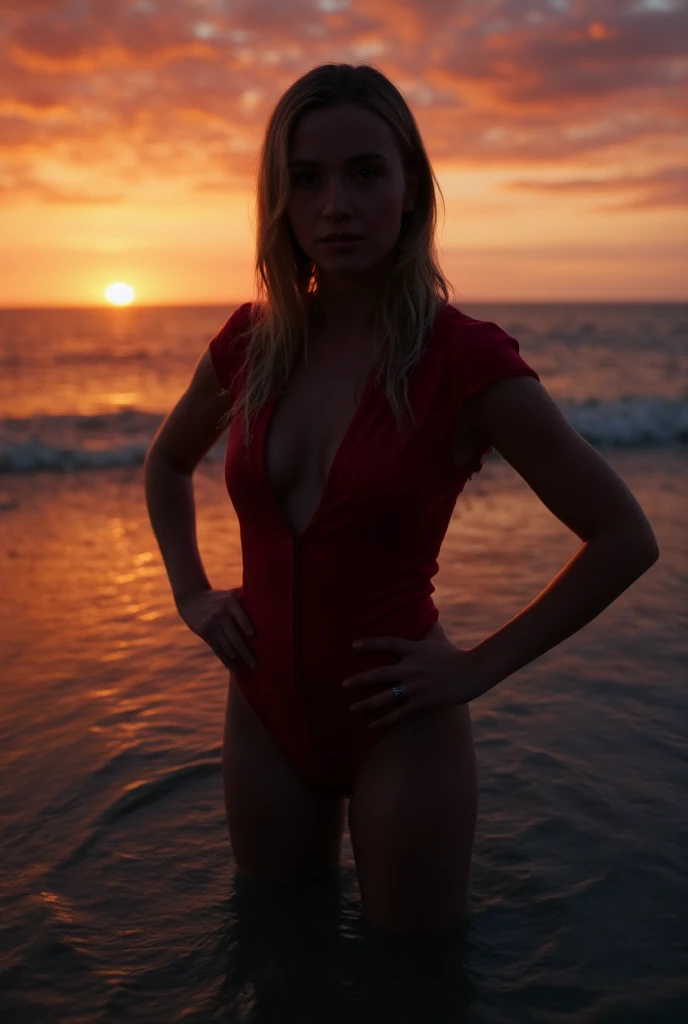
0, 302, 686, 1023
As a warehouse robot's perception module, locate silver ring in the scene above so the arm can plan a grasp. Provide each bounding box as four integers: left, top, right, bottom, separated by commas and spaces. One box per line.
391, 685, 406, 703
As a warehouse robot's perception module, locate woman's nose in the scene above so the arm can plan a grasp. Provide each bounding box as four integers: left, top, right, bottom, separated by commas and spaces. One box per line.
321, 176, 352, 213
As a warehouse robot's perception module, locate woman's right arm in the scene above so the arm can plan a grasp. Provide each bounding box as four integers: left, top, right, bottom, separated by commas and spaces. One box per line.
143, 349, 257, 670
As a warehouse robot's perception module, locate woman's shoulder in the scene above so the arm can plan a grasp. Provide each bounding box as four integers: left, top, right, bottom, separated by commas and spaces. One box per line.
207, 302, 257, 388
214, 301, 256, 337
435, 303, 540, 402
435, 302, 532, 363
436, 302, 515, 343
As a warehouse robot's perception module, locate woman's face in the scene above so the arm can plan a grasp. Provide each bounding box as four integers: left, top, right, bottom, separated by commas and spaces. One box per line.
285, 102, 417, 278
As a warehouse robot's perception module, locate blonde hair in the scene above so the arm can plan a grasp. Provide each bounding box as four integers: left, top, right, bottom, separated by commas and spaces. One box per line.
222, 62, 454, 445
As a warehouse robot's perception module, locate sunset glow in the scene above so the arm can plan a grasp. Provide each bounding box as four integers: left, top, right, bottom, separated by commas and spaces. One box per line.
0, 0, 685, 306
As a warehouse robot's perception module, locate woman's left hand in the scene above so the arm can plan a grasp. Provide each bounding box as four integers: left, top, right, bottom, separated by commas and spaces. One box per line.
343, 636, 492, 730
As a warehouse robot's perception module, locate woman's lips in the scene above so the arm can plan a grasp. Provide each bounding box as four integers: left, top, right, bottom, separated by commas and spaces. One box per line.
319, 237, 364, 249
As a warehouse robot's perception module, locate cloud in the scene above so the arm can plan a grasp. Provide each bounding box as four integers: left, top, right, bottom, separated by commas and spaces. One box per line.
0, 0, 685, 206
505, 164, 688, 210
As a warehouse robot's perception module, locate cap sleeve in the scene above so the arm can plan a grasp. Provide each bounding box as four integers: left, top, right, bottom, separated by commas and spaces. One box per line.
207, 302, 254, 398
448, 313, 541, 477
452, 317, 540, 410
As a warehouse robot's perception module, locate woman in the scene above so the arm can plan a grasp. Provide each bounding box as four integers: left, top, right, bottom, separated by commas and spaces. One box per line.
144, 63, 659, 941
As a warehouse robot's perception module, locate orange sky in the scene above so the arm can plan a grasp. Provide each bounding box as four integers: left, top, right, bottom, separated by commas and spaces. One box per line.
1, 0, 686, 307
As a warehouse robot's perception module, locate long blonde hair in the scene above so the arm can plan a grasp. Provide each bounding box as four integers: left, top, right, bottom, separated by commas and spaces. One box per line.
222, 62, 454, 445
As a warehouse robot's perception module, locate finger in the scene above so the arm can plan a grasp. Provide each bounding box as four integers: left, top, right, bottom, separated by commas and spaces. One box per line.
218, 617, 257, 669
207, 638, 236, 671
343, 668, 402, 690
206, 623, 241, 670
230, 597, 256, 638
349, 682, 417, 715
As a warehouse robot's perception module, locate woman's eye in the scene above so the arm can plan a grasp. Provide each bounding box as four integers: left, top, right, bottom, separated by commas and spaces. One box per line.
292, 168, 379, 187
293, 172, 317, 186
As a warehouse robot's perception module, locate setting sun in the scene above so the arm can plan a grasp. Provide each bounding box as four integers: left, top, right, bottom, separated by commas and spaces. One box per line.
105, 282, 135, 306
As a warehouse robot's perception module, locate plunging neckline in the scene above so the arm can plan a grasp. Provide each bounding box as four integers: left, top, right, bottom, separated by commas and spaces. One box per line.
259, 363, 376, 540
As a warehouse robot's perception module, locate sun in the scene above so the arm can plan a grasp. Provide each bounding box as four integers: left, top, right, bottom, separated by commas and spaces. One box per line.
105, 282, 135, 306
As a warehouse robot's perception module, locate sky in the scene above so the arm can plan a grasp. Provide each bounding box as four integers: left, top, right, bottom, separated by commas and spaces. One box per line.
0, 0, 686, 307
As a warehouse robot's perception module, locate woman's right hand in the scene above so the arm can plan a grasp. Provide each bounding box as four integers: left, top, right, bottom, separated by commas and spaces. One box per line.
175, 586, 258, 672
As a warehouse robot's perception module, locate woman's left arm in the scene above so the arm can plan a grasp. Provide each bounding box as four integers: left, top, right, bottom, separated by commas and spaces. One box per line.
464, 375, 660, 695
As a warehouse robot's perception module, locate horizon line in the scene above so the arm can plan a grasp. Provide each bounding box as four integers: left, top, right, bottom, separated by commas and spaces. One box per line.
0, 297, 686, 311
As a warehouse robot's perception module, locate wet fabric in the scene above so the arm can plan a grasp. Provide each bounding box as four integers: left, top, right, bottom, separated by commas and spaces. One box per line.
208, 300, 540, 796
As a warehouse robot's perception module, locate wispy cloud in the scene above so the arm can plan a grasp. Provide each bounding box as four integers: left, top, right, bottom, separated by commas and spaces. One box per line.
0, 0, 685, 206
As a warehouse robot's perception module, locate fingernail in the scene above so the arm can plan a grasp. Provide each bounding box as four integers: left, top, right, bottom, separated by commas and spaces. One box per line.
250, 660, 257, 669
248, 629, 256, 637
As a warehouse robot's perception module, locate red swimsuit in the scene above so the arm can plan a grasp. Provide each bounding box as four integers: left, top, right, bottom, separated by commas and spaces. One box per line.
208, 300, 540, 798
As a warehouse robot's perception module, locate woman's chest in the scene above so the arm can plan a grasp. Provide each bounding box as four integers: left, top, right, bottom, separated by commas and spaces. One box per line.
267, 359, 366, 487
224, 340, 484, 537
263, 353, 373, 535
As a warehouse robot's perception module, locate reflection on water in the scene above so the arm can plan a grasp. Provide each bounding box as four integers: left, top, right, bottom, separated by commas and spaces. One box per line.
1, 452, 686, 1022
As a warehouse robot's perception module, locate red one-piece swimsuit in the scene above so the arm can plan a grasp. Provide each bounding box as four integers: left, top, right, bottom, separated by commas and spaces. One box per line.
208, 299, 540, 798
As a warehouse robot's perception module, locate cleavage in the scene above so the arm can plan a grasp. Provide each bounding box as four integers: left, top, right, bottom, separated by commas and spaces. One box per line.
264, 351, 370, 536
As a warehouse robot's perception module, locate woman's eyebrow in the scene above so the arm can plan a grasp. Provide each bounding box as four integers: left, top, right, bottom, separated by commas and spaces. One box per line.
288, 152, 389, 167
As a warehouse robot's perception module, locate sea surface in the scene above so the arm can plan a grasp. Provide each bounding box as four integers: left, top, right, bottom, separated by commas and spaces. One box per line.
1, 302, 686, 1023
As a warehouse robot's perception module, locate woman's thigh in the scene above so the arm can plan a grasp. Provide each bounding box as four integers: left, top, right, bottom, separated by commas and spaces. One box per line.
348, 692, 478, 938
222, 672, 347, 883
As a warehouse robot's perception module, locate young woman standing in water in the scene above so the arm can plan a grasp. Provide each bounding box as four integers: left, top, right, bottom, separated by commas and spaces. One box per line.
144, 63, 659, 942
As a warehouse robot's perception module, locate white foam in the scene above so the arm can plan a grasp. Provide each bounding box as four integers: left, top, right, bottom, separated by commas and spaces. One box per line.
0, 396, 685, 474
